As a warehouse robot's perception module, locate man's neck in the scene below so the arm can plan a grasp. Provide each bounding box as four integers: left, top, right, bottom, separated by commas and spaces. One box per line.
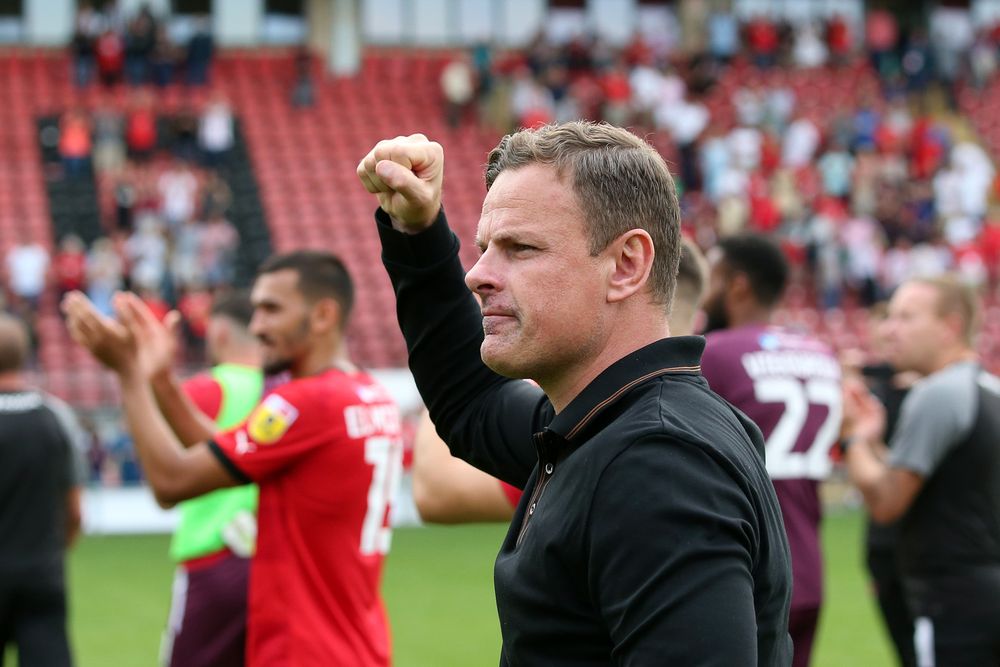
543, 318, 667, 413
0, 371, 26, 392
926, 347, 977, 376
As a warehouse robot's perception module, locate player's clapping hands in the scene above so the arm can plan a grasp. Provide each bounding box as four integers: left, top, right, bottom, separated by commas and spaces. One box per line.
841, 375, 887, 443
357, 133, 444, 232
62, 291, 181, 381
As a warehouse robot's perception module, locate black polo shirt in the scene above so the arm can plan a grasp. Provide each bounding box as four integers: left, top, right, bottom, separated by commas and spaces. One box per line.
379, 209, 792, 666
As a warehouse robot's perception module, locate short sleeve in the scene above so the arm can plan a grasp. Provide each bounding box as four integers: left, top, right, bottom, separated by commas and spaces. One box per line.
44, 394, 88, 488
888, 368, 978, 476
210, 384, 337, 483
182, 374, 223, 421
500, 481, 522, 509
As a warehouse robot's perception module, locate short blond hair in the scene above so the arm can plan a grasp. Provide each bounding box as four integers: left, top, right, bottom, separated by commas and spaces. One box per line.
911, 275, 981, 345
485, 121, 681, 308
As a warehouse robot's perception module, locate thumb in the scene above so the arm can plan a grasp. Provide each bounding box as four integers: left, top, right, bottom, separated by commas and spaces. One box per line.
375, 160, 424, 196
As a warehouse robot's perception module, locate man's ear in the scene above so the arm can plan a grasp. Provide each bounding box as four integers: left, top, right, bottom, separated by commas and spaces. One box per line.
311, 298, 343, 333
607, 229, 655, 304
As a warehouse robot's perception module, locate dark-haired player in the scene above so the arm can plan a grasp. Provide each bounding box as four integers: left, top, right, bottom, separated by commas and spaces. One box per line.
63, 251, 402, 667
701, 234, 842, 667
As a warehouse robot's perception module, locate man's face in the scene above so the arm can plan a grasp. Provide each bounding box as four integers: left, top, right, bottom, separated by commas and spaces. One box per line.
249, 269, 312, 375
464, 164, 610, 383
883, 282, 948, 374
700, 249, 731, 334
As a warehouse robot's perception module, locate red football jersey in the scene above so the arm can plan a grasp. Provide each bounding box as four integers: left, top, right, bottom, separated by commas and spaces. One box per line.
211, 368, 403, 667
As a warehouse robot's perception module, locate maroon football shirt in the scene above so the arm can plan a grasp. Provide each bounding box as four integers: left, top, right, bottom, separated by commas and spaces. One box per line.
703, 324, 842, 611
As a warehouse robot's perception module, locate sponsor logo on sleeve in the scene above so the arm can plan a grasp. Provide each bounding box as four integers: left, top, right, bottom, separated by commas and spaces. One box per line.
247, 394, 300, 445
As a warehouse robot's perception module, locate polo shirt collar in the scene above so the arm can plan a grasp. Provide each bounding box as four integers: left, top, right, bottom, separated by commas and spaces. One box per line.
547, 336, 705, 443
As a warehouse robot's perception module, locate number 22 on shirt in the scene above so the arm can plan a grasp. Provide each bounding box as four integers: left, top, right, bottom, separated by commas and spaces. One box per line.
754, 377, 842, 480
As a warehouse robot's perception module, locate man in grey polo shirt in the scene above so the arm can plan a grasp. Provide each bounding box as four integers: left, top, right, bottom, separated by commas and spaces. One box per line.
843, 275, 1000, 667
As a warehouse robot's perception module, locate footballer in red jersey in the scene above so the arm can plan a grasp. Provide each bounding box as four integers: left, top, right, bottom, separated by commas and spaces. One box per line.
64, 251, 401, 667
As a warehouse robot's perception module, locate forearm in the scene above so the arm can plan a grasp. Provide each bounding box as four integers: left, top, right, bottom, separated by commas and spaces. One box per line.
844, 438, 897, 522
151, 372, 217, 446
120, 372, 198, 506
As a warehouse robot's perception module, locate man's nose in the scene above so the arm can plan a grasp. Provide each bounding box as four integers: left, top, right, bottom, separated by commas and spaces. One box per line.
465, 249, 501, 296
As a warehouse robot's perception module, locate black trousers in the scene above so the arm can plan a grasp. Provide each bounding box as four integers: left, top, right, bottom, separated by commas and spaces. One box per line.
867, 546, 916, 667
903, 568, 1000, 667
0, 578, 73, 667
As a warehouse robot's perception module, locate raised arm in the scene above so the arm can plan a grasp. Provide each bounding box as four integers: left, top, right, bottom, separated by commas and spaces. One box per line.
63, 291, 238, 508
358, 135, 540, 487
114, 294, 219, 446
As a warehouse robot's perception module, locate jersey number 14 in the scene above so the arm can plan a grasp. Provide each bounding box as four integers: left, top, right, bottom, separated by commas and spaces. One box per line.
361, 436, 404, 555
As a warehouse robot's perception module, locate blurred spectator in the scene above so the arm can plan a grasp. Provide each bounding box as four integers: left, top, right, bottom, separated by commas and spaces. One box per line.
793, 21, 828, 69
123, 6, 155, 85
661, 97, 708, 191
865, 9, 898, 79
58, 108, 92, 178
125, 92, 157, 161
440, 53, 476, 129
510, 67, 554, 129
5, 241, 50, 314
169, 103, 199, 163
171, 218, 204, 291
91, 105, 125, 174
157, 164, 198, 229
177, 284, 212, 353
149, 26, 177, 87
901, 28, 934, 93
746, 14, 780, 69
95, 28, 124, 87
707, 6, 739, 64
818, 140, 855, 199
199, 213, 239, 288
124, 216, 168, 293
200, 171, 232, 220
600, 59, 632, 128
185, 16, 214, 86
198, 94, 234, 165
53, 235, 88, 299
113, 172, 137, 233
782, 115, 820, 168
85, 237, 124, 317
826, 14, 852, 66
969, 29, 998, 89
72, 1, 102, 86
930, 6, 974, 87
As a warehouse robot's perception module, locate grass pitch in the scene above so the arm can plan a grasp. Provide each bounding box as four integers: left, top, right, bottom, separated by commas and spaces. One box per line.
5, 510, 899, 665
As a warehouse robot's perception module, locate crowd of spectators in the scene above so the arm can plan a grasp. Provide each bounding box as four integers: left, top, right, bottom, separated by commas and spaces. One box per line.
72, 1, 214, 88
37, 89, 241, 364
442, 6, 1000, 310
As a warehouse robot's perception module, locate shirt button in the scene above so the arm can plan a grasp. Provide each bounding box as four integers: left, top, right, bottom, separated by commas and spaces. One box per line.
529, 503, 536, 515
544, 463, 554, 474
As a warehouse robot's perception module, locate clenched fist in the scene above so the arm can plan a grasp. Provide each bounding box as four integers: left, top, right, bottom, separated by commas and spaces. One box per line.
357, 134, 444, 233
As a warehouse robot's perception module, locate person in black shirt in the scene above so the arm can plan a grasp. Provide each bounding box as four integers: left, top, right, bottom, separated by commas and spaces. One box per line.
0, 314, 85, 666
358, 123, 792, 665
